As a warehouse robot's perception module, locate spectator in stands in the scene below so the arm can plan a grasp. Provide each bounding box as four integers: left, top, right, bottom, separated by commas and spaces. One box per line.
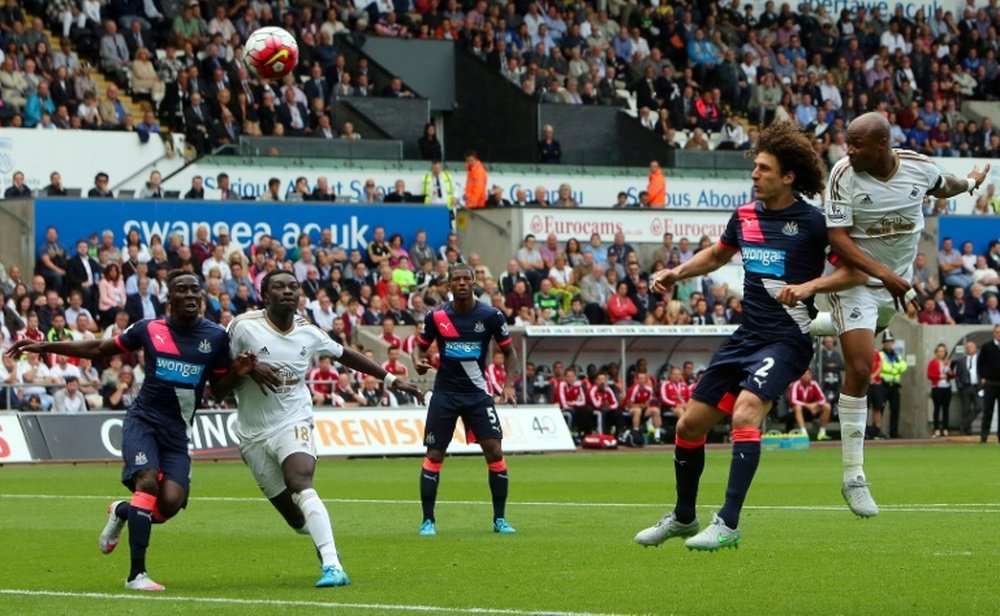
259, 177, 282, 202
972, 257, 999, 294
99, 21, 130, 86
537, 124, 561, 164
516, 234, 545, 291
982, 295, 1000, 325
184, 175, 205, 199
607, 281, 637, 324
945, 287, 982, 325
939, 237, 973, 289
137, 170, 164, 199
918, 297, 952, 325
418, 122, 442, 161
36, 226, 68, 293
789, 369, 832, 440
0, 58, 28, 110
97, 263, 126, 327
125, 276, 163, 324
340, 121, 361, 140
4, 171, 31, 199
24, 80, 55, 128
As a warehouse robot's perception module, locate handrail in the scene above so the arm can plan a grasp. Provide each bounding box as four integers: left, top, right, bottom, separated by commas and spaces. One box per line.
109, 133, 181, 192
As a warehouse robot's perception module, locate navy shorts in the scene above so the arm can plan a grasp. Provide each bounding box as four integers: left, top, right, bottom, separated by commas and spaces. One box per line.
692, 328, 813, 413
424, 391, 503, 451
120, 414, 191, 492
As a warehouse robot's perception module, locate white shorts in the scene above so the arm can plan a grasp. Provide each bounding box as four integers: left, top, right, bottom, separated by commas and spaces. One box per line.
829, 285, 897, 334
239, 422, 317, 499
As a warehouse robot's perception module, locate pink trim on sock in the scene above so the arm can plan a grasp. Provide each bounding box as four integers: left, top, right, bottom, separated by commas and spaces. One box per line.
675, 435, 707, 449
487, 459, 507, 472
130, 491, 157, 511
422, 458, 442, 472
731, 428, 761, 442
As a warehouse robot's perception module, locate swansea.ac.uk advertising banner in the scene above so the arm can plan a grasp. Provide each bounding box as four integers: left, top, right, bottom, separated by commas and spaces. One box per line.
34, 199, 451, 253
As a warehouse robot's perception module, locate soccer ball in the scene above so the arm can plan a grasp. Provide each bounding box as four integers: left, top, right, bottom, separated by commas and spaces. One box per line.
244, 27, 299, 80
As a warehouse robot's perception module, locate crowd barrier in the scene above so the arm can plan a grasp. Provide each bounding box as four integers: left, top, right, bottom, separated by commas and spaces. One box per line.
0, 405, 574, 464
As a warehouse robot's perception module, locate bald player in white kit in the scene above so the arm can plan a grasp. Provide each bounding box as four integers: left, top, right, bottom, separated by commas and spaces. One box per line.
780, 112, 989, 517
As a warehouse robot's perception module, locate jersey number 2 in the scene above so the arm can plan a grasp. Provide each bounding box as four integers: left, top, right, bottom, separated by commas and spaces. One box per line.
754, 358, 775, 380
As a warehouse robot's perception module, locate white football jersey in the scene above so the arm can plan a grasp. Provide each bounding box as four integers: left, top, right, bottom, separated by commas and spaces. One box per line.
228, 310, 344, 443
824, 149, 941, 284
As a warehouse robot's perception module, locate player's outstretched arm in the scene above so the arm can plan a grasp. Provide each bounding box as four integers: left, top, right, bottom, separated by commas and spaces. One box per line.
776, 264, 868, 307
828, 227, 911, 307
6, 337, 119, 360
210, 351, 259, 400
341, 347, 425, 404
928, 164, 990, 199
650, 243, 737, 294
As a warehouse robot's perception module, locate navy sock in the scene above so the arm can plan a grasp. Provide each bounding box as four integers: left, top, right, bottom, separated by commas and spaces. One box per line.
488, 461, 509, 521
718, 435, 762, 529
115, 501, 130, 520
672, 438, 706, 524
127, 503, 154, 580
420, 459, 441, 523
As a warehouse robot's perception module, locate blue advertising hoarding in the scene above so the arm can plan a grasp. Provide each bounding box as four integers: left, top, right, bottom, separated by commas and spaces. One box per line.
938, 216, 1000, 257
34, 199, 451, 254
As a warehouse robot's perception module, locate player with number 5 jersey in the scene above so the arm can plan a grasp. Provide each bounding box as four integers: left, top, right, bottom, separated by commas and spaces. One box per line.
633, 123, 867, 552
227, 270, 422, 589
412, 263, 519, 537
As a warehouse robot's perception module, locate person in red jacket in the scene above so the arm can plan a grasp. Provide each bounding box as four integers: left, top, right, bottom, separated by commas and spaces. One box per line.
307, 355, 340, 406
647, 160, 666, 207
625, 372, 660, 430
588, 371, 620, 435
659, 367, 692, 420
926, 343, 955, 437
606, 281, 638, 323
485, 350, 507, 401
555, 367, 590, 434
463, 150, 488, 209
788, 369, 831, 440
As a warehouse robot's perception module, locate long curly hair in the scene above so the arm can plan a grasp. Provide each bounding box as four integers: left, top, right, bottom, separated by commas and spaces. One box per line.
752, 122, 826, 198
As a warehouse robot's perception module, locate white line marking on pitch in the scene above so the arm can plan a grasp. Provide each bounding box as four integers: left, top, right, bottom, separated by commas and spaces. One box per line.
0, 588, 627, 616
1, 494, 999, 513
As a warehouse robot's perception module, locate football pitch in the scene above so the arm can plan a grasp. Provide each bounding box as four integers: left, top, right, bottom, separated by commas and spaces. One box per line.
1, 444, 997, 615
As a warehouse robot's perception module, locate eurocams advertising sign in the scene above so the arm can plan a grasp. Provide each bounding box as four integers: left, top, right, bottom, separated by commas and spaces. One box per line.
519, 208, 734, 243
34, 198, 451, 252
16, 407, 574, 462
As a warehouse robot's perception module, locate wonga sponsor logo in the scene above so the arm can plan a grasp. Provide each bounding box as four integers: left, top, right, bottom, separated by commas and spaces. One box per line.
155, 357, 205, 385
741, 247, 786, 276
443, 340, 481, 359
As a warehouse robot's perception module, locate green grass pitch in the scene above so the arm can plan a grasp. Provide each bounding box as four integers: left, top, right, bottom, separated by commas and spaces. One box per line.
1, 444, 998, 615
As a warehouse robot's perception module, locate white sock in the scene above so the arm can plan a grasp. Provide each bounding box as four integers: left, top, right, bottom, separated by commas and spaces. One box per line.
819, 427, 827, 437
292, 488, 341, 568
838, 394, 867, 483
809, 312, 836, 337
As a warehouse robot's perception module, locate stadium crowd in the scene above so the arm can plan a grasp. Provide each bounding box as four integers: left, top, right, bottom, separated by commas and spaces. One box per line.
1, 0, 999, 166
